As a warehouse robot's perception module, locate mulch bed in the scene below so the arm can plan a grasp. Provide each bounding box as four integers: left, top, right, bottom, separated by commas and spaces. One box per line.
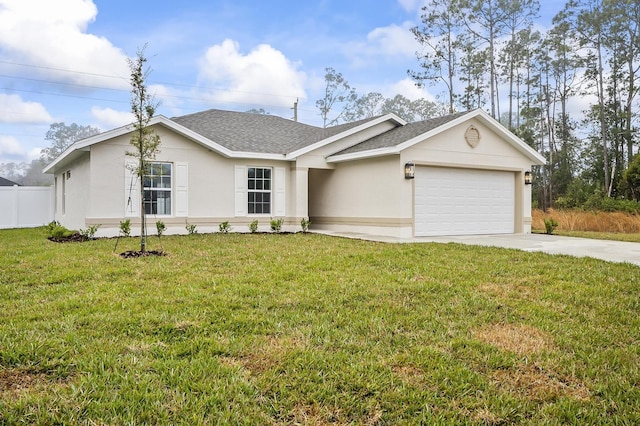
119, 250, 165, 258
48, 234, 91, 243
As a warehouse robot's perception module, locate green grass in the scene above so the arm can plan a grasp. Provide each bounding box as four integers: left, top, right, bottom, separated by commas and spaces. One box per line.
1, 227, 639, 424
551, 230, 640, 243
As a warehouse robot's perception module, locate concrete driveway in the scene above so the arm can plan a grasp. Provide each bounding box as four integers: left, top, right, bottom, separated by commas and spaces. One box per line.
317, 231, 640, 267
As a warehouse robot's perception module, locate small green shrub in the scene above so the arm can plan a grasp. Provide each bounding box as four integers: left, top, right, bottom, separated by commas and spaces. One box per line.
79, 224, 100, 240
47, 220, 60, 234
219, 221, 232, 233
49, 224, 76, 239
156, 220, 166, 237
185, 221, 198, 235
300, 217, 311, 233
270, 217, 284, 233
119, 219, 131, 237
544, 217, 558, 234
249, 220, 259, 233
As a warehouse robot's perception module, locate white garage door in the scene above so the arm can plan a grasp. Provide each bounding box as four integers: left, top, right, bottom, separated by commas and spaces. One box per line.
414, 167, 515, 236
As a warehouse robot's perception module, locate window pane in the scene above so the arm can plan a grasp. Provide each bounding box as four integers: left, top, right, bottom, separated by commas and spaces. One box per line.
142, 162, 172, 215
247, 167, 272, 215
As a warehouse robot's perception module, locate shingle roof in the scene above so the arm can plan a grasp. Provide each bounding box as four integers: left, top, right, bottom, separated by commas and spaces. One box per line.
0, 176, 19, 186
170, 109, 385, 155
330, 111, 472, 156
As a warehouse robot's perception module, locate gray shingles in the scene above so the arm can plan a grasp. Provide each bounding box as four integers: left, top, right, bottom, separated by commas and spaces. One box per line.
330, 111, 472, 156
170, 109, 471, 158
171, 109, 320, 154
171, 109, 386, 155
0, 176, 19, 186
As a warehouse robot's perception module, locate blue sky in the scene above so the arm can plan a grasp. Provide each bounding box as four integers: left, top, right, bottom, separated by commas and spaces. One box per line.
0, 0, 561, 165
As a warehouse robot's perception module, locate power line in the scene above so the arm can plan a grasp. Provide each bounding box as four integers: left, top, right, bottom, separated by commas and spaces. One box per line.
0, 73, 128, 93
1, 87, 129, 105
0, 60, 128, 81
0, 59, 308, 102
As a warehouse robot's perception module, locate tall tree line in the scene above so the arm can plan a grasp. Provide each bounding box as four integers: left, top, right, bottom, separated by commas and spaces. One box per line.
410, 0, 640, 207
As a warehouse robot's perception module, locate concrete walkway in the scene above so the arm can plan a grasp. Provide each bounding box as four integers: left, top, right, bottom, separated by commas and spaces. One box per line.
316, 231, 640, 267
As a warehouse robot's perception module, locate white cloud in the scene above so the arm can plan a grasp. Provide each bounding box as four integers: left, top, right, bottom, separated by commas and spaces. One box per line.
26, 147, 43, 162
148, 84, 183, 115
91, 107, 133, 128
197, 39, 307, 108
0, 0, 129, 88
344, 22, 419, 68
397, 0, 426, 13
0, 135, 24, 156
386, 78, 437, 101
367, 22, 419, 58
0, 94, 53, 123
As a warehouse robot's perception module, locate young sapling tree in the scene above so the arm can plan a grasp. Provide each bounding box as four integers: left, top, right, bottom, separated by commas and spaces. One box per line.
126, 46, 161, 253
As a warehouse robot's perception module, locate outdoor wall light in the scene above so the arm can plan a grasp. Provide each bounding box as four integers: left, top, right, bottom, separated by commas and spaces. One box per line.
404, 161, 415, 179
524, 171, 532, 185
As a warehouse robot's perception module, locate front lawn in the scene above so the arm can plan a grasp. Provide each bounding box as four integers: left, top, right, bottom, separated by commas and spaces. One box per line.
1, 228, 639, 424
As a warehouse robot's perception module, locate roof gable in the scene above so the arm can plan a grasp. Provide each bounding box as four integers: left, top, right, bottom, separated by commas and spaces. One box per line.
43, 109, 403, 173
327, 109, 546, 165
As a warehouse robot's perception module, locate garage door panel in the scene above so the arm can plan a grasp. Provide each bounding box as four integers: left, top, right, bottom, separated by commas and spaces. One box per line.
415, 167, 514, 236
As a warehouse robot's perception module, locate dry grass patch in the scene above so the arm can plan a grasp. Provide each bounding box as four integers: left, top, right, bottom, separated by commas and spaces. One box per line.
533, 208, 640, 233
473, 323, 553, 356
287, 403, 383, 426
236, 334, 309, 375
288, 403, 344, 426
0, 368, 68, 398
471, 408, 504, 425
391, 364, 425, 387
492, 365, 590, 402
478, 281, 540, 302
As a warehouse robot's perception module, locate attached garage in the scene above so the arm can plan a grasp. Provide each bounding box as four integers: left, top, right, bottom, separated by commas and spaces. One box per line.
414, 167, 515, 236
322, 109, 546, 238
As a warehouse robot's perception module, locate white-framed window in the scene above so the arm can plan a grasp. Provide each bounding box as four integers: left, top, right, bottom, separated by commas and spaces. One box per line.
143, 162, 172, 215
247, 166, 271, 214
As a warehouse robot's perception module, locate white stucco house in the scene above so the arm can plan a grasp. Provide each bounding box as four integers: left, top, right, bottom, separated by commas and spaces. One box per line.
43, 108, 545, 238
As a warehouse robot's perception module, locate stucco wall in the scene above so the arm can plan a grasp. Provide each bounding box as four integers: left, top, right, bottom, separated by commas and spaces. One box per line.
402, 119, 532, 170
85, 124, 295, 235
309, 155, 414, 237
400, 118, 534, 233
296, 120, 398, 169
54, 153, 91, 230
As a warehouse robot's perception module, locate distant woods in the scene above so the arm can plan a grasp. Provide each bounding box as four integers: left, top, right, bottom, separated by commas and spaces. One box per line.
407, 0, 640, 208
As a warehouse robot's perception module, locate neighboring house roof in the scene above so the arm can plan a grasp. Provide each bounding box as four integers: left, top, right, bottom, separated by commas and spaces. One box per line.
0, 176, 20, 186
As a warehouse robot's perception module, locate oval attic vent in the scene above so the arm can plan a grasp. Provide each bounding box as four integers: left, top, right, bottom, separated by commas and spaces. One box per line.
465, 125, 481, 148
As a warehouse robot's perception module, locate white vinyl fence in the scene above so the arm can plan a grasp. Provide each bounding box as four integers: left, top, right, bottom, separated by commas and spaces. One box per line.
0, 185, 54, 229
